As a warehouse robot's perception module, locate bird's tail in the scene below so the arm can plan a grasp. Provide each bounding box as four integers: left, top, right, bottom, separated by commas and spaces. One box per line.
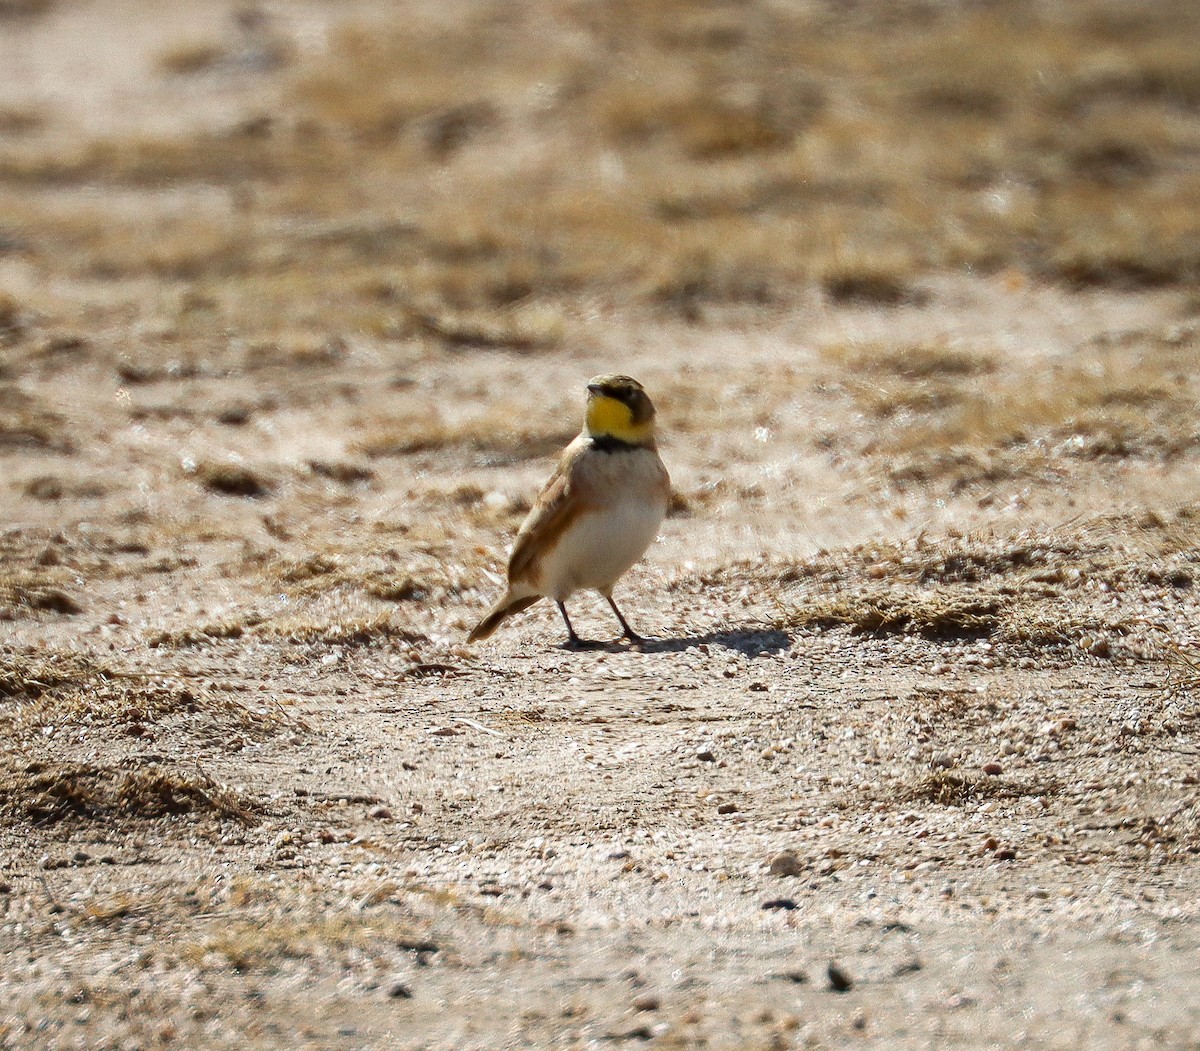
467, 594, 541, 643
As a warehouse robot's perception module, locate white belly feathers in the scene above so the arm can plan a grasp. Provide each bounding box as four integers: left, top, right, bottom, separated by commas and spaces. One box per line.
533, 446, 667, 600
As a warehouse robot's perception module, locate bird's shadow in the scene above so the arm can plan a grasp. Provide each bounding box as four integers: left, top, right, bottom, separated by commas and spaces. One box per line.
561, 626, 791, 656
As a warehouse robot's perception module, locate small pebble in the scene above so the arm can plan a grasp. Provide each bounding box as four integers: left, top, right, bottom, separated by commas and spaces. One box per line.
769, 852, 804, 877
982, 762, 1003, 776
827, 963, 853, 992
387, 982, 413, 999
696, 749, 716, 763
716, 802, 738, 815
762, 898, 797, 911
632, 994, 661, 1012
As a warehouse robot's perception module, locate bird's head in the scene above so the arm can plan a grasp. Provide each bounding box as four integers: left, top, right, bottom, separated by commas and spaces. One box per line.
584, 374, 656, 446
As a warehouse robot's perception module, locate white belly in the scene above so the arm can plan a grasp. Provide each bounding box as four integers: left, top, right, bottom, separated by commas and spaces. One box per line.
537, 491, 666, 599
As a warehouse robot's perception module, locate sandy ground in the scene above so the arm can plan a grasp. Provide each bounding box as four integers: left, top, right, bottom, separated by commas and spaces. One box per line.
3, 1, 1200, 1048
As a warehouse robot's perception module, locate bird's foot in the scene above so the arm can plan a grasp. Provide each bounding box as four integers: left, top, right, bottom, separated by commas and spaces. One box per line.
563, 635, 606, 651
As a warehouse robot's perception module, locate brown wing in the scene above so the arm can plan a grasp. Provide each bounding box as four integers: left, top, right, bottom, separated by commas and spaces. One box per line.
507, 440, 595, 585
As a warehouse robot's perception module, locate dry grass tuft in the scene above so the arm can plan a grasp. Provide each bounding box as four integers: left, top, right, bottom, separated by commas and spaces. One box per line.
308, 459, 377, 485
0, 646, 288, 744
770, 511, 1199, 658
821, 265, 925, 307
792, 591, 1001, 639
0, 0, 54, 17
0, 383, 73, 451
0, 760, 258, 825
186, 912, 438, 973
409, 302, 564, 351
157, 41, 226, 76
0, 578, 83, 616
352, 407, 575, 464
900, 770, 1046, 807
21, 473, 109, 501
256, 613, 427, 647
192, 459, 276, 498
821, 340, 997, 381
0, 648, 98, 698
816, 325, 1200, 490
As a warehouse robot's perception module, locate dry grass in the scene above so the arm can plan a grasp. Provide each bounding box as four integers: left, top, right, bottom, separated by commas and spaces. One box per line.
0, 383, 73, 451
0, 0, 54, 17
254, 612, 428, 647
899, 770, 1048, 807
0, 761, 258, 826
2, 0, 1197, 346
157, 41, 227, 77
0, 647, 287, 742
0, 648, 99, 698
768, 510, 1200, 657
814, 324, 1200, 490
184, 911, 437, 973
409, 301, 565, 351
0, 577, 83, 617
351, 406, 576, 464
190, 459, 276, 498
793, 591, 1002, 640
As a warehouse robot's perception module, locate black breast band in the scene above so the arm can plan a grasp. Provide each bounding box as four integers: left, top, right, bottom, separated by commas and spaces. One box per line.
590, 434, 639, 453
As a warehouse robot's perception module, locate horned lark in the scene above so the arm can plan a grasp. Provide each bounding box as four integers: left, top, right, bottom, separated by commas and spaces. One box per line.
468, 374, 670, 648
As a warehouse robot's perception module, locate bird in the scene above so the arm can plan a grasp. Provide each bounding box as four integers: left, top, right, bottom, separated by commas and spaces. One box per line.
467, 374, 670, 648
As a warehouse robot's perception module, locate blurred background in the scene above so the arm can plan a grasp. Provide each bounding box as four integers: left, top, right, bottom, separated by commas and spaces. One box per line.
4, 0, 1199, 316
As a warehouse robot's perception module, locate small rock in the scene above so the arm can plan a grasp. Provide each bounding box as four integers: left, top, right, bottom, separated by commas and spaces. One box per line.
368, 806, 393, 820
982, 762, 1003, 776
826, 963, 853, 992
716, 802, 738, 815
761, 898, 797, 911
769, 851, 804, 877
632, 994, 660, 1012
930, 753, 955, 770
696, 749, 716, 763
994, 847, 1017, 861
387, 982, 413, 999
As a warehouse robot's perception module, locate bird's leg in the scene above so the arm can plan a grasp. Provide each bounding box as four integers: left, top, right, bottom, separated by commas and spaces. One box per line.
558, 601, 603, 650
606, 596, 645, 646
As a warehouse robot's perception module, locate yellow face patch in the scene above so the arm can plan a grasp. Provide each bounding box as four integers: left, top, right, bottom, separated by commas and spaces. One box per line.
586, 394, 652, 444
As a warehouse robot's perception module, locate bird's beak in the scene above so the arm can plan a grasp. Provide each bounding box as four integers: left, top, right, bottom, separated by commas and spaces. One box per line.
586, 383, 602, 396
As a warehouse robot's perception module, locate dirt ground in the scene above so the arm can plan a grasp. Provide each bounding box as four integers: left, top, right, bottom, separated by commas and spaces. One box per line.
3, 1, 1200, 1048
